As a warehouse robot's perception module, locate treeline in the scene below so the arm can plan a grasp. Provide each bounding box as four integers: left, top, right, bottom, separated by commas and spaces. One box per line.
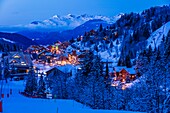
0, 42, 20, 52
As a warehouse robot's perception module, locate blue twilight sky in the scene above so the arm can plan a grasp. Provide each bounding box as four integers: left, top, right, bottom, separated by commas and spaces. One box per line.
0, 0, 169, 25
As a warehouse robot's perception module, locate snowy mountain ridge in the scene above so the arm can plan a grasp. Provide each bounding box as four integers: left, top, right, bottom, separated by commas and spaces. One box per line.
29, 14, 122, 30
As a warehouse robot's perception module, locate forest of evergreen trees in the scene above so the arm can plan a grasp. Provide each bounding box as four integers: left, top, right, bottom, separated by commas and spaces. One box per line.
0, 42, 20, 52
45, 31, 170, 112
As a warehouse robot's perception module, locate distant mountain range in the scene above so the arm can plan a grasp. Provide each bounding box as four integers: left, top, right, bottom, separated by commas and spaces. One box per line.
0, 14, 123, 45
29, 14, 121, 30
19, 19, 113, 44
17, 14, 122, 44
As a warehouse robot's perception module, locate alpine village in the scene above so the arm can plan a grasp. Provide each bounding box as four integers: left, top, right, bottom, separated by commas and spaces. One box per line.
0, 5, 170, 113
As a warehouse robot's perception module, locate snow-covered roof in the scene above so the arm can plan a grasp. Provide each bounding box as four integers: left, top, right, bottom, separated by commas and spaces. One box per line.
114, 66, 136, 74
125, 68, 136, 74
45, 52, 53, 56
56, 64, 74, 73
114, 66, 126, 72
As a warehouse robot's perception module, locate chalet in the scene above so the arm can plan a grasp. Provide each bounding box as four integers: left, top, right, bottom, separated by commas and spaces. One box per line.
6, 52, 32, 78
27, 45, 46, 54
113, 66, 136, 83
46, 65, 73, 77
45, 65, 73, 88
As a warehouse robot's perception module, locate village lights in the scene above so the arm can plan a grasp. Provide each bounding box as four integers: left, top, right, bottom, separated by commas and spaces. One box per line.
78, 67, 82, 70
21, 62, 27, 66
122, 79, 125, 82
122, 86, 126, 90
14, 55, 20, 58
114, 77, 117, 81
33, 66, 36, 69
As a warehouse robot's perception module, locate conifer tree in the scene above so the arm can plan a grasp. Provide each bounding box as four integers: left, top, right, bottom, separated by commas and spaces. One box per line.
37, 74, 46, 95
25, 66, 37, 95
99, 24, 103, 32
125, 55, 132, 68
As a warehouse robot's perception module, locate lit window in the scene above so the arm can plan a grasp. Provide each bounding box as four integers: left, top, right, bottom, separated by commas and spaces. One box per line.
21, 62, 26, 65
122, 79, 125, 82
14, 55, 20, 58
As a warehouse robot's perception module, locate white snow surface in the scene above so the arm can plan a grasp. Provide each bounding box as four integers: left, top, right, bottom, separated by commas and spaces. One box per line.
147, 21, 170, 49
57, 64, 74, 73
1, 80, 145, 113
1, 38, 15, 43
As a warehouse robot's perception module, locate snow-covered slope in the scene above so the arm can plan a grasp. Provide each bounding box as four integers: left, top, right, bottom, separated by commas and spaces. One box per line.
2, 80, 145, 113
147, 21, 170, 49
66, 38, 122, 66
29, 14, 122, 30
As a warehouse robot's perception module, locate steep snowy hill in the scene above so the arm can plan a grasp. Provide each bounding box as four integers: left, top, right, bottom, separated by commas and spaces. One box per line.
147, 21, 170, 49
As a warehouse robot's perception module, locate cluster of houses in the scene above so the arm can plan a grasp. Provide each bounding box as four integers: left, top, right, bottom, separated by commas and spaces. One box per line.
26, 41, 88, 66
27, 39, 105, 67
0, 40, 137, 90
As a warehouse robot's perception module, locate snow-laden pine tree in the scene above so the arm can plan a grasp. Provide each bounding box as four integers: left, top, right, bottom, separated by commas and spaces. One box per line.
37, 74, 46, 95
89, 55, 105, 109
24, 66, 37, 95
49, 69, 68, 99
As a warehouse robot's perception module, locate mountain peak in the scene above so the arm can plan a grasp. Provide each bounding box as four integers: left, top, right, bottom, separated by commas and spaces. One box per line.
66, 14, 76, 18
52, 15, 60, 19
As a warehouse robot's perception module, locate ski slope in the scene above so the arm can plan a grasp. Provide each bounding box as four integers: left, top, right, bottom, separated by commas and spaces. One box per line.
1, 80, 145, 113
